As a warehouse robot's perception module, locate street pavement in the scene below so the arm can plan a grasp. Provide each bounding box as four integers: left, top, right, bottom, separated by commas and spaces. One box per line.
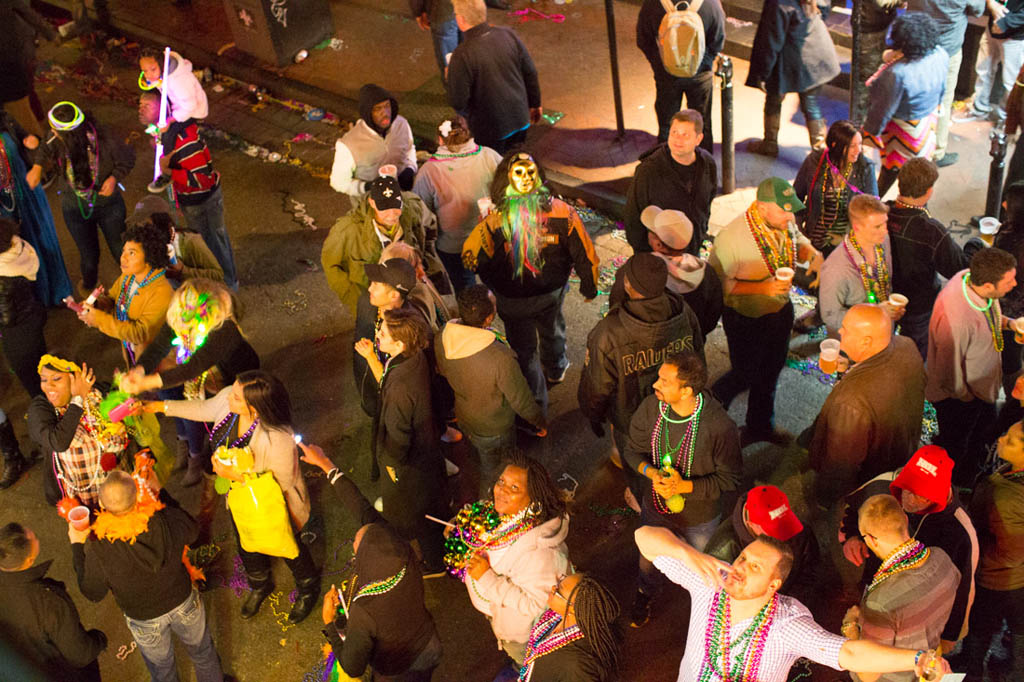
0, 3, 1004, 680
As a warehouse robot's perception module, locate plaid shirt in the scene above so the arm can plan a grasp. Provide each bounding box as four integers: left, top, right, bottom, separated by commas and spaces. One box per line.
53, 394, 129, 507
654, 555, 846, 682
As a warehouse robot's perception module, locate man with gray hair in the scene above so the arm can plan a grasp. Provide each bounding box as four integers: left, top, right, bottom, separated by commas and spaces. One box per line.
70, 469, 226, 682
447, 0, 542, 153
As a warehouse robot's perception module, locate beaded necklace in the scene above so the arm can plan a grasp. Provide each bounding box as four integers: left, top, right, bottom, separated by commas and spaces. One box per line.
649, 397, 703, 515
173, 330, 210, 401
0, 139, 14, 214
351, 567, 406, 604
961, 274, 1004, 352
116, 269, 167, 364
744, 202, 796, 276
208, 413, 260, 450
865, 539, 929, 594
519, 609, 585, 682
426, 144, 483, 170
443, 501, 538, 580
844, 233, 890, 303
894, 198, 931, 219
1005, 468, 1024, 483
64, 127, 100, 219
699, 591, 778, 682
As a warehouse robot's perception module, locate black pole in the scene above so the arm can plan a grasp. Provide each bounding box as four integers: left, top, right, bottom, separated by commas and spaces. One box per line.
850, 0, 862, 123
604, 0, 626, 139
986, 125, 1008, 221
716, 55, 735, 194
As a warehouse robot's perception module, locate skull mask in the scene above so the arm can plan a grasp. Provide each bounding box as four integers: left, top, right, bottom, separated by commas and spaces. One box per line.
508, 154, 541, 195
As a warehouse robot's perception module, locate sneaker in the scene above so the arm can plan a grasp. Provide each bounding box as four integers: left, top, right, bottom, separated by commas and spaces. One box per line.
629, 590, 652, 628
515, 417, 546, 437
546, 361, 570, 386
952, 106, 989, 123
935, 153, 959, 168
444, 458, 460, 477
373, 496, 384, 512
147, 173, 172, 194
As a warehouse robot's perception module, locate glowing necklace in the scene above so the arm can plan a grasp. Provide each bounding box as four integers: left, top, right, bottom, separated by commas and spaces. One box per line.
519, 610, 585, 682
172, 328, 210, 401
844, 232, 890, 303
961, 273, 1004, 352
744, 202, 796, 276
698, 591, 778, 681
866, 539, 929, 594
649, 397, 703, 514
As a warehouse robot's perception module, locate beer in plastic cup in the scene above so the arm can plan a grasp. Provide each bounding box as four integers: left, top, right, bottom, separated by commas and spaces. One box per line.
68, 506, 91, 531
980, 217, 1000, 246
775, 267, 795, 283
819, 339, 840, 374
888, 293, 908, 310
1014, 317, 1024, 344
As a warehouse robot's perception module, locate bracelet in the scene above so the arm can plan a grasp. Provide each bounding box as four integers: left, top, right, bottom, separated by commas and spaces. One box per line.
642, 463, 650, 476
914, 650, 926, 667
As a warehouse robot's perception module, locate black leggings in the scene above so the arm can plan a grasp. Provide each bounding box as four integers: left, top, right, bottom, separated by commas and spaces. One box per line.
765, 87, 824, 122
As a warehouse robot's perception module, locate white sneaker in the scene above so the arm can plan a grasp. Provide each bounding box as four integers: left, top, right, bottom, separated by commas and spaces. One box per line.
444, 458, 460, 477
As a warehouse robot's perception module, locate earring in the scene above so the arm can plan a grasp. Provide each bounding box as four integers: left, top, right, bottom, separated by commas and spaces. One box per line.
527, 501, 542, 517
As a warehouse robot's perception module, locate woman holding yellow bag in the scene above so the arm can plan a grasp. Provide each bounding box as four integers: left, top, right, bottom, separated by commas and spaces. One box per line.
144, 369, 320, 624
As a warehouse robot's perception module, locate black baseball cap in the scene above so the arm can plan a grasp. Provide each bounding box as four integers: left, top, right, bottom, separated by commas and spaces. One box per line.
365, 258, 416, 295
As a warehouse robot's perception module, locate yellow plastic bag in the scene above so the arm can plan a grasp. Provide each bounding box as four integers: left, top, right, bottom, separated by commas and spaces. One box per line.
227, 472, 299, 559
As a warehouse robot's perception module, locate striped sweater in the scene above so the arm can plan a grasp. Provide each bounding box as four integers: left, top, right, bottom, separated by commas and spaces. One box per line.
161, 120, 219, 206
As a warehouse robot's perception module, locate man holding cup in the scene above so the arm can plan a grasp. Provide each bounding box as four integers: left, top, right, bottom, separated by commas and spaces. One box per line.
709, 177, 823, 445
808, 304, 925, 507
819, 196, 904, 337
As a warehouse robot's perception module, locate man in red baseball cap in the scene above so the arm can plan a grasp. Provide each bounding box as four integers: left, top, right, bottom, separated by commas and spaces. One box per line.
705, 485, 820, 606
837, 445, 979, 652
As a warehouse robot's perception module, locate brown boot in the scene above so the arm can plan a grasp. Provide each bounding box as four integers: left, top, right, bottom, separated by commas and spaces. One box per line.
807, 118, 827, 151
748, 113, 781, 157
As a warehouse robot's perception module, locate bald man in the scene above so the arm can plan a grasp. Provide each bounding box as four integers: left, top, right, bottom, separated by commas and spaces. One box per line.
808, 304, 926, 507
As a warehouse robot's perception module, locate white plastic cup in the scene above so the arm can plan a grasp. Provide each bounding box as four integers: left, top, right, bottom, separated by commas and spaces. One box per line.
68, 506, 91, 531
819, 339, 840, 374
888, 293, 908, 310
1014, 317, 1024, 343
980, 217, 1000, 245
775, 267, 795, 283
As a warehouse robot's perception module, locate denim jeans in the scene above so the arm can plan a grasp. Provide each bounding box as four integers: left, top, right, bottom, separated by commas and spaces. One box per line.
60, 191, 126, 289
466, 429, 515, 497
430, 18, 461, 79
438, 249, 476, 293
157, 385, 206, 456
935, 49, 963, 160
974, 32, 1024, 113
494, 286, 569, 411
124, 589, 223, 682
180, 186, 238, 290
638, 512, 721, 596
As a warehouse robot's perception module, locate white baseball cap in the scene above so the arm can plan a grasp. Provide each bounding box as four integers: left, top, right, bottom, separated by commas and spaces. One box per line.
640, 205, 693, 251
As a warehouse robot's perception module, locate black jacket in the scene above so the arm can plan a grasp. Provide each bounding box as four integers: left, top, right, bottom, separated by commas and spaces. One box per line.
0, 274, 42, 328
0, 560, 106, 681
527, 637, 609, 681
28, 394, 84, 454
323, 473, 439, 677
138, 319, 260, 389
579, 290, 704, 433
447, 23, 541, 147
745, 0, 841, 95
624, 145, 718, 256
72, 489, 198, 620
636, 0, 726, 78
993, 0, 1024, 41
358, 84, 399, 137
886, 202, 969, 321
37, 124, 135, 196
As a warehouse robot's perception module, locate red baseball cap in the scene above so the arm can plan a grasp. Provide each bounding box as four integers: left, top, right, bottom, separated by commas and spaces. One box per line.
890, 445, 953, 514
745, 485, 804, 541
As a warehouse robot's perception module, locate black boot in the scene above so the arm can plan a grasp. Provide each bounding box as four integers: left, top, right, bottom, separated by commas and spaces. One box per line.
241, 571, 274, 619
180, 454, 204, 487
287, 576, 320, 624
0, 417, 27, 489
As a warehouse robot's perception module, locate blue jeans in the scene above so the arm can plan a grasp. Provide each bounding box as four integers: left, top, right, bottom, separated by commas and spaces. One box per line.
180, 186, 238, 290
467, 429, 515, 497
438, 249, 476, 293
431, 18, 461, 78
157, 386, 206, 456
60, 191, 126, 289
494, 286, 569, 412
124, 589, 223, 682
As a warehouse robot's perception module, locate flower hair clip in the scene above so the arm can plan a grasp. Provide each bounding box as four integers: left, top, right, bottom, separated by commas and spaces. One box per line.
438, 120, 453, 138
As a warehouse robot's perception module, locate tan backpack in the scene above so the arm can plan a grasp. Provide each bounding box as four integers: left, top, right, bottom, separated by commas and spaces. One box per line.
658, 0, 706, 78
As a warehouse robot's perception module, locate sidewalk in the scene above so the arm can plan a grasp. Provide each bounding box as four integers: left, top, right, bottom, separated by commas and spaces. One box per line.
52, 0, 998, 227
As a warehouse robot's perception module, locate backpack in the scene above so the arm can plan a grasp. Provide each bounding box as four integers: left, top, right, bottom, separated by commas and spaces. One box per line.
658, 0, 706, 78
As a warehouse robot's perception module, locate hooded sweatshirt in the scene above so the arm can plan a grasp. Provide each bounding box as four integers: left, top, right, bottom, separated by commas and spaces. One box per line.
435, 320, 543, 438
467, 514, 571, 644
161, 51, 208, 123
330, 84, 416, 198
71, 489, 197, 620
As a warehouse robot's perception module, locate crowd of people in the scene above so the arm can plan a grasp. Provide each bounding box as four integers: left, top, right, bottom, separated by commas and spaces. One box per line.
0, 0, 1022, 680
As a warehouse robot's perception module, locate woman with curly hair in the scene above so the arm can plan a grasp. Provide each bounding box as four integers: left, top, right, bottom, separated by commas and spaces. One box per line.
77, 221, 172, 368
27, 101, 134, 294
862, 12, 949, 195
794, 120, 879, 254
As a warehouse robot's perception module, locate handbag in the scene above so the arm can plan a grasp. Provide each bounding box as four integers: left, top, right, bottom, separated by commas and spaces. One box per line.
227, 471, 299, 559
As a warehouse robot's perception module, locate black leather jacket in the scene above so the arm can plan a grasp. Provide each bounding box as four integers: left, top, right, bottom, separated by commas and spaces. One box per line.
0, 275, 42, 327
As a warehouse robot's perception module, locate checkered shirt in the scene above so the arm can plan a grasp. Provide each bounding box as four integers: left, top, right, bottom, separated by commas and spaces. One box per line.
53, 403, 129, 507
653, 555, 847, 682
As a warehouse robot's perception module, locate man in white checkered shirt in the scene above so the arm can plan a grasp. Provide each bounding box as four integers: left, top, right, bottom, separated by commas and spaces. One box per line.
635, 525, 953, 681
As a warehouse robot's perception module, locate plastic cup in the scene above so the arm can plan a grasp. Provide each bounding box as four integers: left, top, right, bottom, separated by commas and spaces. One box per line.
1014, 317, 1024, 344
68, 506, 91, 531
775, 267, 795, 283
819, 339, 841, 374
980, 217, 1000, 245
888, 293, 908, 310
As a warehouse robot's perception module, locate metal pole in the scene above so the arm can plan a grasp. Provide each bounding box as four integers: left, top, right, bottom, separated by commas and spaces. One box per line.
986, 125, 1008, 220
850, 0, 862, 123
716, 55, 734, 194
604, 0, 626, 139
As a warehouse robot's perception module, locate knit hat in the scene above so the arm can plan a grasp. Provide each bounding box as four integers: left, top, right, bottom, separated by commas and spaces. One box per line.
745, 485, 804, 541
365, 258, 416, 295
756, 177, 806, 213
890, 445, 953, 513
369, 174, 403, 211
621, 253, 668, 299
640, 205, 694, 251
